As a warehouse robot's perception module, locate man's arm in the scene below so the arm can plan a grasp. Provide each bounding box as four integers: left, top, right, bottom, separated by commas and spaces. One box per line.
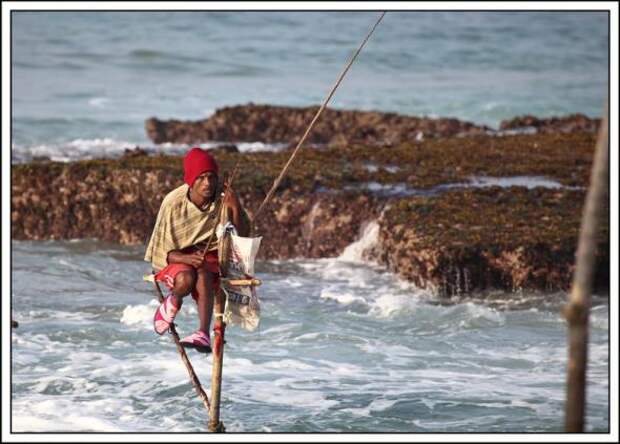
231, 207, 250, 237
224, 188, 250, 236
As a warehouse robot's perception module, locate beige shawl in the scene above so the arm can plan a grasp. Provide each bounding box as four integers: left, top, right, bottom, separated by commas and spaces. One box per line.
144, 184, 219, 272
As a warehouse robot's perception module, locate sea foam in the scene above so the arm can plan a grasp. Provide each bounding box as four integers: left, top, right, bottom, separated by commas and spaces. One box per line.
338, 220, 380, 263
120, 301, 158, 328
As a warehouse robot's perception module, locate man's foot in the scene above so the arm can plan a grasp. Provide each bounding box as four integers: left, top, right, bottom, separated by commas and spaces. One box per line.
180, 330, 212, 354
154, 295, 179, 335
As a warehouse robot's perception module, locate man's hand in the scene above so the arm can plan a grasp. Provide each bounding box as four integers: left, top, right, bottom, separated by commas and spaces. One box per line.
183, 251, 205, 268
223, 187, 241, 214
167, 250, 204, 268
222, 187, 250, 236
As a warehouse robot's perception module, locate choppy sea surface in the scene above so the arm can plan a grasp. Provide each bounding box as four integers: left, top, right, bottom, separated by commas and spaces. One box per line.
11, 10, 608, 162
11, 239, 609, 433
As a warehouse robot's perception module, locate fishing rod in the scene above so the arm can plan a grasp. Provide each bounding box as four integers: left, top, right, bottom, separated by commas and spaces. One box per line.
251, 11, 386, 229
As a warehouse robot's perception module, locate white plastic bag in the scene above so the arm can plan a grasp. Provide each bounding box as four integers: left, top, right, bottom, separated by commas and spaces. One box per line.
221, 233, 262, 331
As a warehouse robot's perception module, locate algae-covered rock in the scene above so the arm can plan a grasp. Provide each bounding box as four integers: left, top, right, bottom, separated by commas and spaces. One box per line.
379, 187, 609, 295
11, 130, 609, 295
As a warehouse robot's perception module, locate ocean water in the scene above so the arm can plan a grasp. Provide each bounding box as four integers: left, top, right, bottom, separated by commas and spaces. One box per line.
11, 10, 608, 162
10, 238, 609, 433
345, 174, 583, 198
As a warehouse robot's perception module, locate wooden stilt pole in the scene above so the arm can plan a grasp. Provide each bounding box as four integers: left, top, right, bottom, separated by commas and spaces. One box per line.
208, 289, 227, 433
564, 105, 608, 432
153, 282, 211, 414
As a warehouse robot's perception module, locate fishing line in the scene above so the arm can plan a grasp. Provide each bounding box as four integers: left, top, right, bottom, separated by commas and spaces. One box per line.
251, 12, 387, 228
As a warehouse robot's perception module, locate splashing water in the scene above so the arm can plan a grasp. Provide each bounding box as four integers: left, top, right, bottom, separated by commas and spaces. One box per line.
10, 239, 609, 433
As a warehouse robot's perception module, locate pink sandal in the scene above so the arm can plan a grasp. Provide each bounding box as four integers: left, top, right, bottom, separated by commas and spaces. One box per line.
153, 295, 179, 335
180, 331, 212, 354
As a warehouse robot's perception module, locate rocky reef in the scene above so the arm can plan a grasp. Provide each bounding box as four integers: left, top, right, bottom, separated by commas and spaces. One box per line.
379, 187, 608, 296
145, 104, 492, 146
11, 127, 609, 297
500, 113, 601, 134
145, 104, 600, 147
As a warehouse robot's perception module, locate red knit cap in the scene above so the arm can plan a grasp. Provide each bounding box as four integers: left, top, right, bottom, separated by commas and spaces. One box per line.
183, 147, 219, 187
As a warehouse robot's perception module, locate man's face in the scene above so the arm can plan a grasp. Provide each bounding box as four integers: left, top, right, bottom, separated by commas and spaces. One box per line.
192, 171, 218, 200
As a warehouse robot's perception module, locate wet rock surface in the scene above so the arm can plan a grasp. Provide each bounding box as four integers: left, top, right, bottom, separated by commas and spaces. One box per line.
12, 131, 609, 296
379, 188, 608, 296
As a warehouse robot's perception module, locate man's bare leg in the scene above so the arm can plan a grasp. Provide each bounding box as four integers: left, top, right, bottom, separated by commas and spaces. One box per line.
195, 267, 215, 334
171, 270, 197, 309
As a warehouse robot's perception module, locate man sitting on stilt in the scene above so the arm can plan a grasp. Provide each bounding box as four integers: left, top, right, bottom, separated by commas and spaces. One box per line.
144, 147, 250, 353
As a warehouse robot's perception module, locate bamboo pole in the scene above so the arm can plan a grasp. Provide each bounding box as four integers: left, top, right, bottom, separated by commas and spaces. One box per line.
564, 106, 608, 432
152, 281, 211, 413
208, 289, 227, 433
221, 278, 262, 287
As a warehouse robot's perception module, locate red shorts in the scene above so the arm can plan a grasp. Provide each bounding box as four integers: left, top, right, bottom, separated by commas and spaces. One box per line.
154, 250, 220, 301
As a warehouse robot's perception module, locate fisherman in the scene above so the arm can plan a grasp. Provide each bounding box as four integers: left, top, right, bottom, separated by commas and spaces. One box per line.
145, 147, 250, 353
